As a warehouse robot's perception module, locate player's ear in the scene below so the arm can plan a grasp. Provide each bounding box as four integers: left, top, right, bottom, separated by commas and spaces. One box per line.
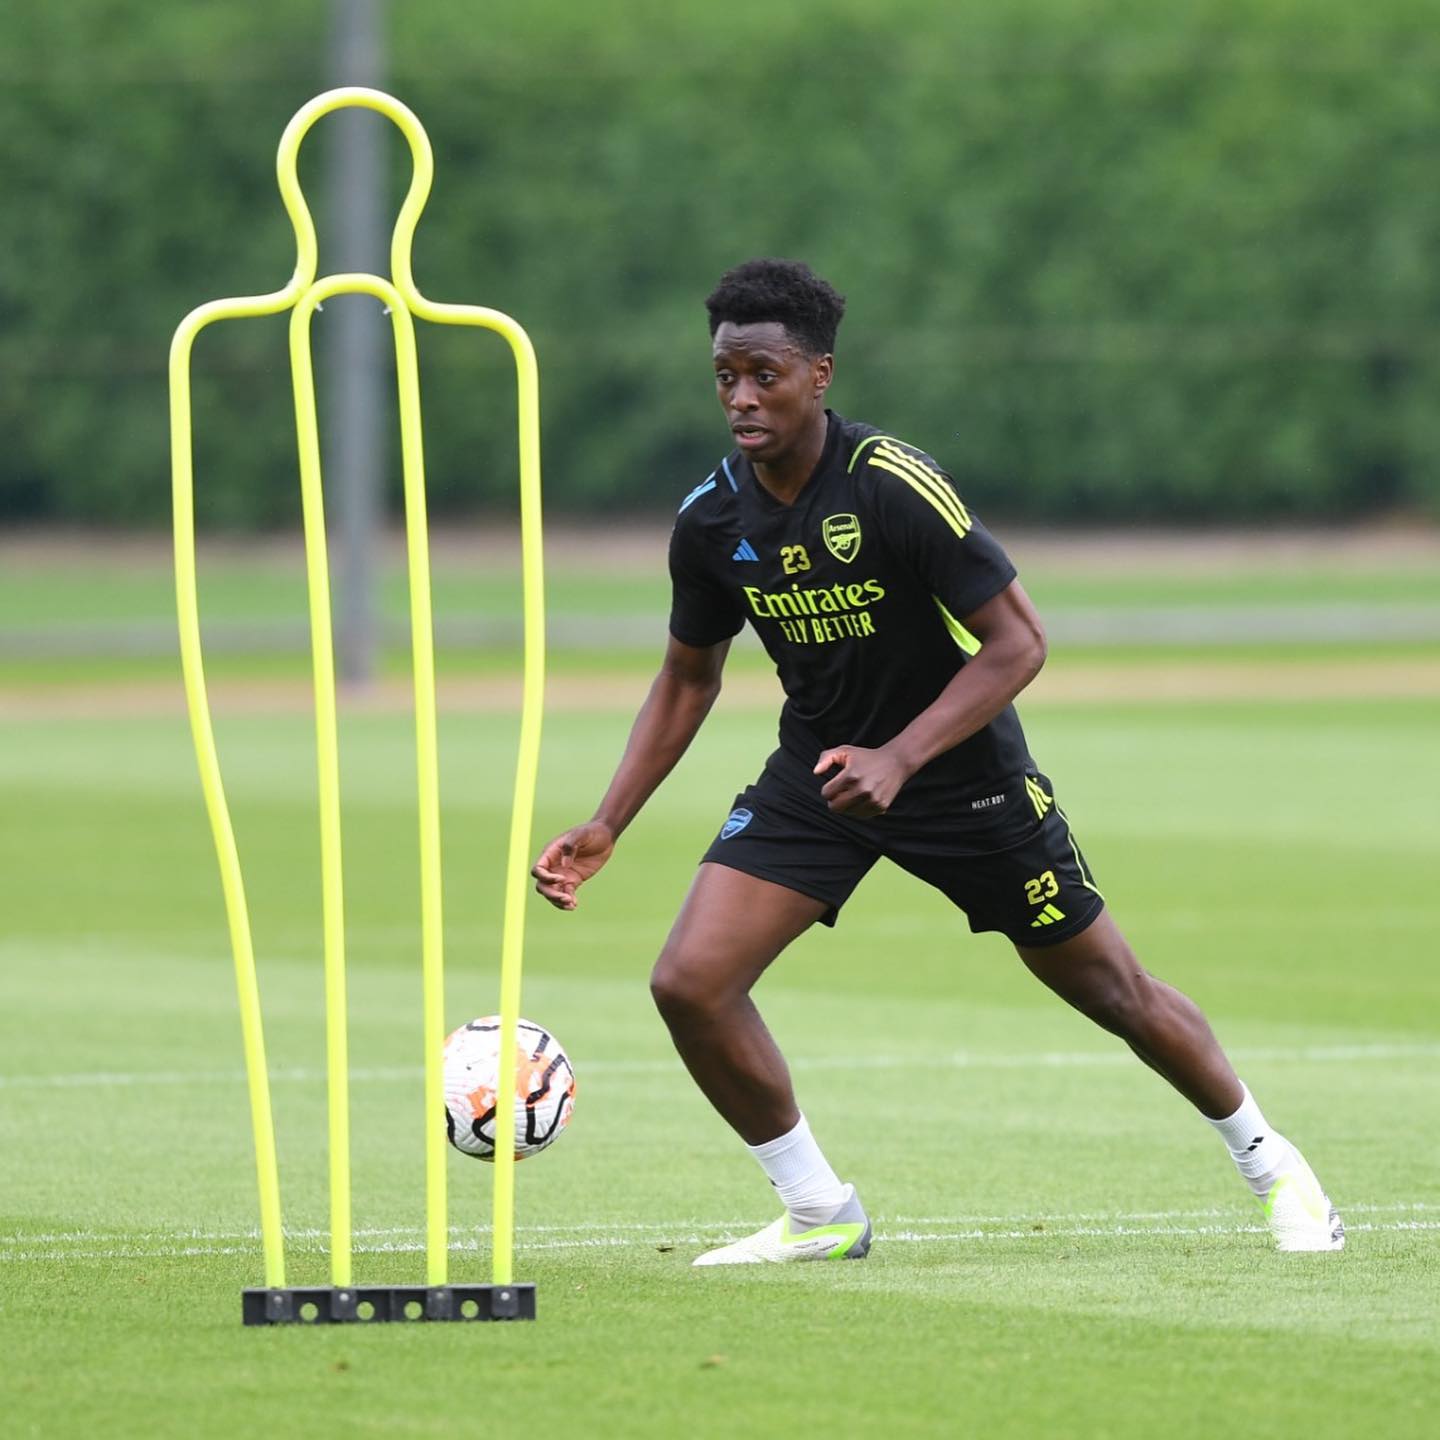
812, 352, 833, 396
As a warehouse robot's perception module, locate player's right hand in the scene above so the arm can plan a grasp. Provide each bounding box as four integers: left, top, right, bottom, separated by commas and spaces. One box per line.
531, 821, 616, 911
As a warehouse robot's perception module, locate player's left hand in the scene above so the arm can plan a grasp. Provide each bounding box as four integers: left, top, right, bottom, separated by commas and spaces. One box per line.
814, 744, 910, 818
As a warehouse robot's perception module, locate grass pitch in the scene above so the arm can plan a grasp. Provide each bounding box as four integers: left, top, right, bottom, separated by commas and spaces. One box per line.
2, 675, 1438, 1438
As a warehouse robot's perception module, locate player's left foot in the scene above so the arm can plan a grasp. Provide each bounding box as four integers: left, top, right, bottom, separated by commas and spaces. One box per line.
692, 1184, 872, 1266
1261, 1146, 1344, 1252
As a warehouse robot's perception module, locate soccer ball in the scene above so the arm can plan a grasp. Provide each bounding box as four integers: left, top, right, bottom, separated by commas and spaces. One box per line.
443, 1016, 576, 1162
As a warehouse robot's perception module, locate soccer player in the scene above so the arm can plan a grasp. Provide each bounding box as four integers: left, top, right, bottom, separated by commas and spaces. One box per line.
532, 258, 1343, 1263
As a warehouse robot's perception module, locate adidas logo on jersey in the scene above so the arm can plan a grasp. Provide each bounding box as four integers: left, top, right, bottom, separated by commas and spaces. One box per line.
732, 538, 759, 562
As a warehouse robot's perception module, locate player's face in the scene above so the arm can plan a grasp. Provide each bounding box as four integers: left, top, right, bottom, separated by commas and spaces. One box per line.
712, 322, 832, 466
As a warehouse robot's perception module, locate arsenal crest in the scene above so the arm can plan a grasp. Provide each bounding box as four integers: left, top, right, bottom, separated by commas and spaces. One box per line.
821, 513, 862, 564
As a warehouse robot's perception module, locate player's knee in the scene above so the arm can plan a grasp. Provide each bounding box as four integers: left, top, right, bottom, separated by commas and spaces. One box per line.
649, 950, 722, 1024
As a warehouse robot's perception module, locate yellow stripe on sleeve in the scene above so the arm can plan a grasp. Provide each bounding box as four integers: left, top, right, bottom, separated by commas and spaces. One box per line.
874, 443, 973, 534
868, 457, 971, 540
878, 444, 972, 531
847, 433, 896, 473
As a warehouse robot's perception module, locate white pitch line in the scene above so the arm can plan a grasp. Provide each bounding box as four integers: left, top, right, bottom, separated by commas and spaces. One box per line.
0, 1220, 768, 1247
3, 1206, 1434, 1254
1, 1218, 1435, 1265
5, 1201, 1430, 1250
881, 1201, 1433, 1224
2, 1041, 1436, 1092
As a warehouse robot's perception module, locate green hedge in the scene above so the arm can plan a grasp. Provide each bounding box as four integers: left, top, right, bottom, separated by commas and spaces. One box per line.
3, 0, 1438, 526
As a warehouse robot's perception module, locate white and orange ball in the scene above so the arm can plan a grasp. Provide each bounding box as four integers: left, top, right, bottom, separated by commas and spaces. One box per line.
443, 1017, 576, 1161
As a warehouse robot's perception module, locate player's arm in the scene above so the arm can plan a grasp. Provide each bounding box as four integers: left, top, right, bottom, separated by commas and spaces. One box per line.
818, 447, 1047, 817
532, 633, 731, 909
816, 580, 1046, 816
818, 581, 1045, 817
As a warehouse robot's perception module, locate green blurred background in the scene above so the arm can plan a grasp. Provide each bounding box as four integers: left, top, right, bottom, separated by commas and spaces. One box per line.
5, 0, 1440, 529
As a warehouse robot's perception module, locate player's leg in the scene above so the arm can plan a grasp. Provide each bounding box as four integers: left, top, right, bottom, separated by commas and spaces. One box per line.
1015, 908, 1240, 1116
651, 859, 873, 1265
649, 860, 826, 1144
1017, 911, 1343, 1250
890, 770, 1342, 1251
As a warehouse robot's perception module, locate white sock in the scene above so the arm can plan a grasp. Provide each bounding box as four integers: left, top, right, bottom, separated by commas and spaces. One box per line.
747, 1113, 847, 1226
1206, 1082, 1293, 1197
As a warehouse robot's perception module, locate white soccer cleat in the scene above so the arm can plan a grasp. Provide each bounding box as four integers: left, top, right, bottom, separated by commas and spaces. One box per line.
1261, 1146, 1344, 1252
692, 1184, 873, 1266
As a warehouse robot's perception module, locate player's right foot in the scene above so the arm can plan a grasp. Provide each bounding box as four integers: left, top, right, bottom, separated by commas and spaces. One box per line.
692, 1184, 872, 1266
1261, 1146, 1344, 1252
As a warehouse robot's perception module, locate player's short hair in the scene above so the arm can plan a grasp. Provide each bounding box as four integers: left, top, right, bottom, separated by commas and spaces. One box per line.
705, 258, 846, 358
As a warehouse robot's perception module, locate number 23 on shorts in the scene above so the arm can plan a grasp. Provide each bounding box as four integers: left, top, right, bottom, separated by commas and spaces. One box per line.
1024, 870, 1059, 906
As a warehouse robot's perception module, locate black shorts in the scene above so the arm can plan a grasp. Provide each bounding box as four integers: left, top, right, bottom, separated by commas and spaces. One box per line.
699, 753, 1106, 947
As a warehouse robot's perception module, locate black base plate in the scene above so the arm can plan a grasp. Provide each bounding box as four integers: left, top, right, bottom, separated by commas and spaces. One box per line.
242, 1284, 536, 1325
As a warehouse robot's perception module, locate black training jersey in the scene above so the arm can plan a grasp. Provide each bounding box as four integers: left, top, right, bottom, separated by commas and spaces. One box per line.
668, 411, 1035, 812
